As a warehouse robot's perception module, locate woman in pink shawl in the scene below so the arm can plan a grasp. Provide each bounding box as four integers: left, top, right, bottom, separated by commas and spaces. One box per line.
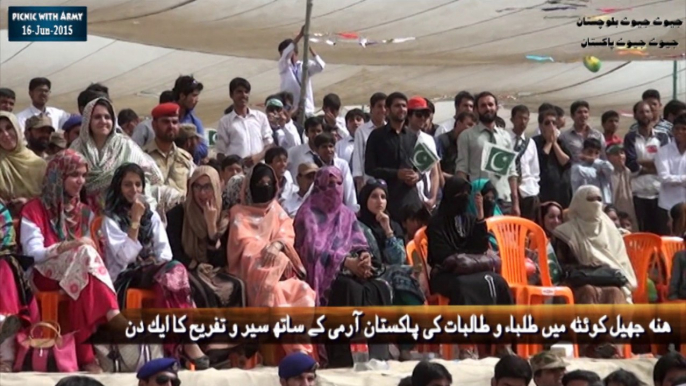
294, 166, 391, 368
227, 163, 315, 355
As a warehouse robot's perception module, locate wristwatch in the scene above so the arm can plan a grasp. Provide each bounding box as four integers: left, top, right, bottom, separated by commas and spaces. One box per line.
130, 221, 140, 230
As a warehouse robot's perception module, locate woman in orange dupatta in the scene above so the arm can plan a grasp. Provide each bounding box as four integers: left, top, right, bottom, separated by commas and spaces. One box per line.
227, 163, 315, 355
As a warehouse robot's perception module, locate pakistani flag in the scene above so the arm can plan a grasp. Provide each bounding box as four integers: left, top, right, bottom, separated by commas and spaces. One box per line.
411, 142, 439, 174
480, 142, 517, 176
207, 128, 217, 146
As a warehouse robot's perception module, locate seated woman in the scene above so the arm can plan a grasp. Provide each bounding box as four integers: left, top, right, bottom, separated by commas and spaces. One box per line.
166, 166, 249, 368
20, 150, 128, 373
531, 201, 565, 286
0, 201, 39, 372
667, 202, 686, 300
167, 166, 244, 308
552, 185, 637, 357
101, 163, 208, 369
357, 179, 425, 361
294, 166, 391, 368
70, 98, 164, 215
426, 176, 513, 359
229, 163, 315, 356
357, 179, 424, 305
467, 178, 501, 250
0, 111, 46, 216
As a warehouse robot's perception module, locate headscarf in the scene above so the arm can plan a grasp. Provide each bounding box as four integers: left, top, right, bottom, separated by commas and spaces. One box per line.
223, 174, 245, 211
70, 98, 163, 204
182, 166, 228, 265
41, 149, 90, 241
294, 166, 369, 306
227, 164, 308, 306
467, 178, 502, 218
0, 112, 47, 201
247, 164, 278, 205
538, 201, 564, 236
357, 179, 404, 251
427, 176, 489, 266
553, 185, 637, 292
104, 163, 155, 257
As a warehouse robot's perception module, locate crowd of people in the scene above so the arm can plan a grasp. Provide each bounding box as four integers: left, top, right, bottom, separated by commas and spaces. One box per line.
0, 29, 685, 378
31, 349, 686, 386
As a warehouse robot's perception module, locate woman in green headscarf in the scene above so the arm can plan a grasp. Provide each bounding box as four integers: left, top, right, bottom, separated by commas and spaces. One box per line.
467, 179, 501, 250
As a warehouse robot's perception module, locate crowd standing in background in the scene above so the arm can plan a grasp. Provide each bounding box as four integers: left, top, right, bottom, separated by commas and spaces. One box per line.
0, 27, 686, 383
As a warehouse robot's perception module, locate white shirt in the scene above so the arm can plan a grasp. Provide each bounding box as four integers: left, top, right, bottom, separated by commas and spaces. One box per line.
433, 117, 455, 138
287, 143, 317, 178
352, 120, 385, 179
413, 130, 438, 203
510, 132, 540, 198
278, 42, 325, 116
333, 116, 350, 139
275, 121, 302, 150
102, 212, 172, 281
16, 104, 70, 131
335, 135, 355, 168
20, 212, 95, 265
655, 142, 686, 210
279, 171, 298, 203
329, 157, 359, 212
282, 189, 311, 217
216, 109, 273, 158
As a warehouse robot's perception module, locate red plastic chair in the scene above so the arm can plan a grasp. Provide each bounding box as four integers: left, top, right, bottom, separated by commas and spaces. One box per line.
125, 288, 156, 309
624, 233, 663, 356
486, 217, 575, 305
624, 233, 662, 305
660, 237, 686, 304
407, 228, 455, 360
486, 216, 576, 358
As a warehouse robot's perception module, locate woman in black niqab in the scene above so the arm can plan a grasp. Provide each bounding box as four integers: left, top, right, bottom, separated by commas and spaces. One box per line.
426, 176, 514, 358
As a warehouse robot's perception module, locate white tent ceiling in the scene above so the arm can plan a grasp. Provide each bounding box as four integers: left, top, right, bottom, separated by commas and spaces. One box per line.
0, 0, 684, 127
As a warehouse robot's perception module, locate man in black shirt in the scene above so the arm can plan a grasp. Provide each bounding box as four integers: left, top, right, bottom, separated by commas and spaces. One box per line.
365, 92, 422, 222
437, 111, 476, 178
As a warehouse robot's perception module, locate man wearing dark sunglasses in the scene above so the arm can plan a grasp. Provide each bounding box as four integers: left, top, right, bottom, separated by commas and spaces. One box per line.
279, 352, 318, 386
137, 358, 181, 386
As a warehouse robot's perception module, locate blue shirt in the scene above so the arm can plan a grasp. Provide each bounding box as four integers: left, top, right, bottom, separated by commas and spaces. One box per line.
180, 109, 208, 163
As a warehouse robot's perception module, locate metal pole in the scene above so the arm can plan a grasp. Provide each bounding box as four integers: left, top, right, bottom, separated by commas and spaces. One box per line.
297, 0, 314, 127
674, 60, 678, 100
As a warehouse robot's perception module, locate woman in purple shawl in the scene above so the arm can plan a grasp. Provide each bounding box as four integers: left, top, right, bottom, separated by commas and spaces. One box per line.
294, 166, 391, 368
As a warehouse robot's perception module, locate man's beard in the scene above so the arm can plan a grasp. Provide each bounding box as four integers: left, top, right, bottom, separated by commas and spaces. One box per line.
479, 112, 496, 124
28, 137, 48, 151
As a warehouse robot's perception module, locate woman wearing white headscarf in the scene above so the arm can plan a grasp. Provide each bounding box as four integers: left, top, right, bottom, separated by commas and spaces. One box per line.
70, 98, 165, 215
552, 185, 637, 358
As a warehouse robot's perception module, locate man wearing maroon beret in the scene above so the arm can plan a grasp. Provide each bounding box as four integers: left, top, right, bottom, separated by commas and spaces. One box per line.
144, 102, 195, 196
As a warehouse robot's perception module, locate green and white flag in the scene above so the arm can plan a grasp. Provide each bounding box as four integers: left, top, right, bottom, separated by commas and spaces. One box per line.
480, 142, 517, 176
207, 128, 217, 146
411, 142, 439, 174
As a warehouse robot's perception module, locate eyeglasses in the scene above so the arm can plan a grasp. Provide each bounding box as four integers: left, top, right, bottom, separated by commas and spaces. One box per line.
542, 120, 556, 126
413, 111, 431, 119
154, 375, 181, 386
192, 183, 214, 193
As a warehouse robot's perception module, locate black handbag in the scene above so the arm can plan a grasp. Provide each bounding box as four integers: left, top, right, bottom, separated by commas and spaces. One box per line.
565, 267, 628, 288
